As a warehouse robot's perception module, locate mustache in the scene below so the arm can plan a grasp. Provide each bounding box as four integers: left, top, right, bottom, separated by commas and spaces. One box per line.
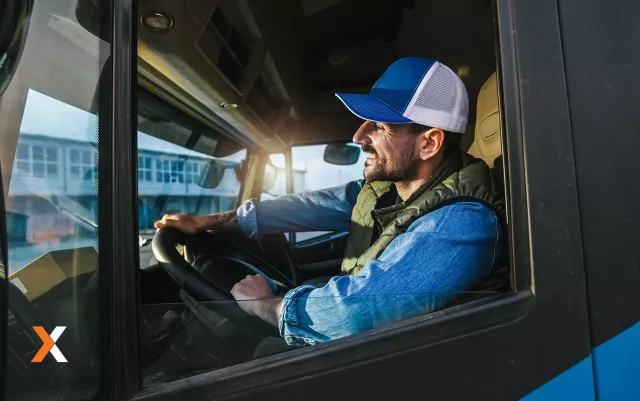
362, 144, 377, 155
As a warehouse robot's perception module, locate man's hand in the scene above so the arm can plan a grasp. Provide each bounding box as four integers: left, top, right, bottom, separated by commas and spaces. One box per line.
154, 214, 204, 234
231, 274, 282, 327
154, 210, 239, 234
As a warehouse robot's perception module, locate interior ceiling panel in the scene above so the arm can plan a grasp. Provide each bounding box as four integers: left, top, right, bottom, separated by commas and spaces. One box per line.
272, 0, 496, 143
127, 0, 496, 145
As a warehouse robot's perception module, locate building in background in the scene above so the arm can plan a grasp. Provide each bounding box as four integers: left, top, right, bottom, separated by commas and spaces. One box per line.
8, 130, 243, 244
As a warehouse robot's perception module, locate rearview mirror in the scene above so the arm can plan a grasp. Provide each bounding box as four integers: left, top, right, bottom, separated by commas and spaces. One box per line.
198, 161, 226, 189
324, 143, 361, 166
0, 0, 33, 96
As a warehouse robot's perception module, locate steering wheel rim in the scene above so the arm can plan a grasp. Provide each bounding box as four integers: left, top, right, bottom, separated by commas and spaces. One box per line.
152, 227, 235, 302
152, 227, 296, 304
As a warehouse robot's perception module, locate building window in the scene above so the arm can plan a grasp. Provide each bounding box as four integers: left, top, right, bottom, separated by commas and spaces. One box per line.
186, 162, 200, 184
171, 160, 185, 183
155, 157, 186, 183
156, 159, 185, 183
156, 159, 169, 183
14, 143, 60, 178
138, 156, 153, 182
69, 147, 95, 181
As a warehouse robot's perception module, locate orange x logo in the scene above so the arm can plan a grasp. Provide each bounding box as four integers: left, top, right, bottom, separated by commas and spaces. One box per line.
31, 326, 67, 363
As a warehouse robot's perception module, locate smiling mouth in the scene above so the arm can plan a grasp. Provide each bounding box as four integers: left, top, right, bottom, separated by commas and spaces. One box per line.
365, 155, 377, 167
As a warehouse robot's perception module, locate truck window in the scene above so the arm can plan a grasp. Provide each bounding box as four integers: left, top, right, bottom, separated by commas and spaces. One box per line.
289, 144, 367, 242
133, 0, 513, 389
1, 0, 111, 399
135, 125, 246, 269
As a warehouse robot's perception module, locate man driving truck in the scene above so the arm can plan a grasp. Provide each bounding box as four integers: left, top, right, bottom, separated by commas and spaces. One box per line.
155, 58, 506, 346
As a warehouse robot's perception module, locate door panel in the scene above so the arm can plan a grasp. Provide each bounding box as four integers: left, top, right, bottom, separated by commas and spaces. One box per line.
294, 232, 348, 281
558, 0, 640, 399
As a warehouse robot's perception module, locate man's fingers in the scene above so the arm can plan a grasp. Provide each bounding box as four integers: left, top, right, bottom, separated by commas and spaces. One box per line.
154, 214, 186, 231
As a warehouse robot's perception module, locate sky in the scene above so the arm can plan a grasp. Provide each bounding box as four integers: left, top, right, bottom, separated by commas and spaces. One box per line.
289, 145, 366, 191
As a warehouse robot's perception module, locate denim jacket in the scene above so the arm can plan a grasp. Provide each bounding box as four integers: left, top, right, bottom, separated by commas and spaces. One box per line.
237, 180, 502, 346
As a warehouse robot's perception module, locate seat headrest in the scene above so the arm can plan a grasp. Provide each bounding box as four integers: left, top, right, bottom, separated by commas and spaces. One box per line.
468, 72, 501, 167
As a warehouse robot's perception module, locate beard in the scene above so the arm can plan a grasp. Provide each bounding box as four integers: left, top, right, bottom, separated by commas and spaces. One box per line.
362, 143, 419, 182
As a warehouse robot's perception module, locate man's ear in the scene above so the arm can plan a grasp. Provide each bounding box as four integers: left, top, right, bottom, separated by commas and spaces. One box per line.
418, 128, 445, 160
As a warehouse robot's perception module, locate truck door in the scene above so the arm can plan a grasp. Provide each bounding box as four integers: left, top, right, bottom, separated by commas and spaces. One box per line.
559, 0, 640, 399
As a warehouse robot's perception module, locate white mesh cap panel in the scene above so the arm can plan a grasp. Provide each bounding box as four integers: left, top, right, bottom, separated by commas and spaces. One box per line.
403, 62, 469, 133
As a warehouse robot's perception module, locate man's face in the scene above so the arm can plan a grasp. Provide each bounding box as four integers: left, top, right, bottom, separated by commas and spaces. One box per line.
352, 121, 419, 182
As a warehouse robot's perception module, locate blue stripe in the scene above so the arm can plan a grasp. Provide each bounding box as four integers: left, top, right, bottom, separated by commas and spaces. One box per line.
520, 356, 595, 401
521, 320, 640, 400
592, 320, 640, 401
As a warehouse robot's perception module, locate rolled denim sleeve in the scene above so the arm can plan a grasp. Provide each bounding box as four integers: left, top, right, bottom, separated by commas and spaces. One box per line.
278, 202, 502, 346
236, 179, 365, 239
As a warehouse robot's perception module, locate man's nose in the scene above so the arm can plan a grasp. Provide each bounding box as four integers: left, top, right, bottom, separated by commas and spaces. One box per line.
352, 121, 373, 145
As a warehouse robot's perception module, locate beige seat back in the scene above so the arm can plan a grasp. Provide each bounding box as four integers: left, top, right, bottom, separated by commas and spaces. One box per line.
468, 72, 501, 167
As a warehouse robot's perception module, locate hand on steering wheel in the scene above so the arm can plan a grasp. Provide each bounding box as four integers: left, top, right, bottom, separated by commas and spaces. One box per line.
152, 225, 295, 304
155, 211, 240, 234
154, 213, 205, 234
231, 274, 282, 324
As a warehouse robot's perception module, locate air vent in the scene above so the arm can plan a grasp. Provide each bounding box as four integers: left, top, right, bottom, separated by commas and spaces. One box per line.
200, 6, 253, 92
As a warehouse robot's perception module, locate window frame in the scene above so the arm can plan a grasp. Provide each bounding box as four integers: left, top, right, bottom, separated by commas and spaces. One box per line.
129, 10, 532, 401
115, 0, 580, 398
105, 0, 141, 398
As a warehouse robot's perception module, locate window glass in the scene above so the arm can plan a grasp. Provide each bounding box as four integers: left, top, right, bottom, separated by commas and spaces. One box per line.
139, 290, 495, 387
260, 153, 286, 202
291, 144, 366, 242
2, 0, 110, 399
136, 127, 246, 269
135, 0, 511, 390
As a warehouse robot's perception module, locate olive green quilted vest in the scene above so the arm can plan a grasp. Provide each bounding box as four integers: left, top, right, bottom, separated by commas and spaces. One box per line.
340, 152, 506, 281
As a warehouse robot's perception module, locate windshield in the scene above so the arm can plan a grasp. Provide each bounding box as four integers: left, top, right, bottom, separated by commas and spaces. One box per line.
136, 130, 246, 268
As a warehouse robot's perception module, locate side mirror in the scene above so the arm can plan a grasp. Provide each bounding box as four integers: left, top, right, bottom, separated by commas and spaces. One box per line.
324, 143, 361, 166
0, 0, 33, 96
198, 161, 226, 189
262, 163, 278, 192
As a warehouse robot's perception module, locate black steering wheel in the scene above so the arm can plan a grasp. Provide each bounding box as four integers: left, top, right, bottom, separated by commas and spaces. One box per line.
152, 227, 296, 302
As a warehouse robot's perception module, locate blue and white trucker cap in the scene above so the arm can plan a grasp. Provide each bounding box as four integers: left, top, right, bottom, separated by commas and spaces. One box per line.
335, 58, 469, 134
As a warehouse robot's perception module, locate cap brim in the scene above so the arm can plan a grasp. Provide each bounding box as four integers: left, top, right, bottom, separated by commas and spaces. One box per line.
335, 93, 412, 124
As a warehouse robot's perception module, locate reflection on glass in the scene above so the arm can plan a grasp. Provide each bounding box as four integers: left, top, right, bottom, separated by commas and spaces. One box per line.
2, 0, 110, 399
136, 126, 247, 268
290, 144, 367, 242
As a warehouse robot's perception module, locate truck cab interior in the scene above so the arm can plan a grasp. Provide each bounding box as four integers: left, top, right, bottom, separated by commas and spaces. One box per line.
2, 0, 511, 397
131, 0, 508, 384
